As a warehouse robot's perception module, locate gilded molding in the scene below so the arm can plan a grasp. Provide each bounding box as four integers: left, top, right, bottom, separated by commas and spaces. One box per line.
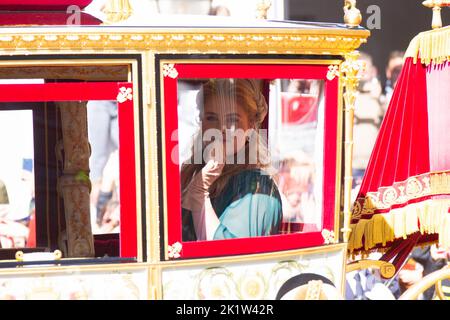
0, 29, 369, 55
57, 101, 95, 258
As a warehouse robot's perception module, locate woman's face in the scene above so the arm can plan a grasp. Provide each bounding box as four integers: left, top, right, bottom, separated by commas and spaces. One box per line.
202, 95, 252, 158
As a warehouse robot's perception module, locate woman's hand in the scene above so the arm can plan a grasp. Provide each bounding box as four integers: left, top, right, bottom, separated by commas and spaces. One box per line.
182, 159, 224, 213
181, 140, 225, 240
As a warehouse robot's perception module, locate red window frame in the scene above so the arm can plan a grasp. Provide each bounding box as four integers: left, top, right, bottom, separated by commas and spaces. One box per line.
162, 63, 339, 259
0, 82, 137, 258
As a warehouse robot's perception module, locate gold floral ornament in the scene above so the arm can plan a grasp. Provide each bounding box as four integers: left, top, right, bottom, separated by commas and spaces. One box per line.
321, 229, 336, 245
326, 65, 340, 81
162, 64, 179, 79
117, 87, 133, 103
168, 242, 182, 259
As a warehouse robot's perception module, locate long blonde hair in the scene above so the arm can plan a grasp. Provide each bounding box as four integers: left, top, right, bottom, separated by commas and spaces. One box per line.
180, 79, 271, 198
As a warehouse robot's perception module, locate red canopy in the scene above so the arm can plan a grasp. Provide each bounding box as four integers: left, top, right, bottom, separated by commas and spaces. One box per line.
349, 26, 450, 271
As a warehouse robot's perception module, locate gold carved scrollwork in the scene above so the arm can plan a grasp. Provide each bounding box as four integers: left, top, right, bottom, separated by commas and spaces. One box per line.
57, 102, 95, 258
0, 31, 369, 56
341, 51, 364, 242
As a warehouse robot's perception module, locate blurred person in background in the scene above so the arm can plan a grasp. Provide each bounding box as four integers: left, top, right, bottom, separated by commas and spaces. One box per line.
352, 52, 383, 196
382, 50, 405, 111
388, 244, 449, 299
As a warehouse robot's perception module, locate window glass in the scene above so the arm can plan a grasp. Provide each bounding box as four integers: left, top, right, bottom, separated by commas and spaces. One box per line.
87, 100, 120, 235
176, 78, 324, 242
0, 109, 35, 249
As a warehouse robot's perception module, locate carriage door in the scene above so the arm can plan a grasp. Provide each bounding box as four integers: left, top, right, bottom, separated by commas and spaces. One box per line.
0, 81, 137, 259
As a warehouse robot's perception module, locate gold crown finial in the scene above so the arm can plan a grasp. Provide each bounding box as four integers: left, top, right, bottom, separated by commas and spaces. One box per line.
256, 0, 272, 20
102, 0, 133, 24
344, 0, 362, 27
423, 0, 449, 29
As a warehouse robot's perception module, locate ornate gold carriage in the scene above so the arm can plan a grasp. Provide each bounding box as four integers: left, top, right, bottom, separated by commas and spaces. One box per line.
0, 0, 447, 300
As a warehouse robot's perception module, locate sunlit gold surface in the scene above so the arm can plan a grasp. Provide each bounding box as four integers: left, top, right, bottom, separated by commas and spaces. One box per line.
0, 27, 369, 56
344, 0, 362, 27
340, 51, 363, 243
346, 259, 396, 279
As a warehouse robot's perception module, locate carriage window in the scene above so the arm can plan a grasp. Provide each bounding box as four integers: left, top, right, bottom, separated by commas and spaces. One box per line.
163, 63, 339, 259
177, 78, 324, 242
0, 109, 35, 249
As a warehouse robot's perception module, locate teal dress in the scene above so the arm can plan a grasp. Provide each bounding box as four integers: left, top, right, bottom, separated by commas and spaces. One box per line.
182, 169, 283, 241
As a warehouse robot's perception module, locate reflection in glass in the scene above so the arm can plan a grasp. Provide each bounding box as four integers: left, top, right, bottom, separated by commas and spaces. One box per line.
177, 78, 324, 241
0, 110, 35, 249
270, 79, 324, 232
87, 101, 120, 235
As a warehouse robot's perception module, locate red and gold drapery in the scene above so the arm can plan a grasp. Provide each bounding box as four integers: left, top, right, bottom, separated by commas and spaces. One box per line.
349, 27, 450, 264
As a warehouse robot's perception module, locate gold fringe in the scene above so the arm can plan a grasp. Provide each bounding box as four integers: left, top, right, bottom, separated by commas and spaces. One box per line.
349, 199, 450, 253
405, 26, 450, 65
